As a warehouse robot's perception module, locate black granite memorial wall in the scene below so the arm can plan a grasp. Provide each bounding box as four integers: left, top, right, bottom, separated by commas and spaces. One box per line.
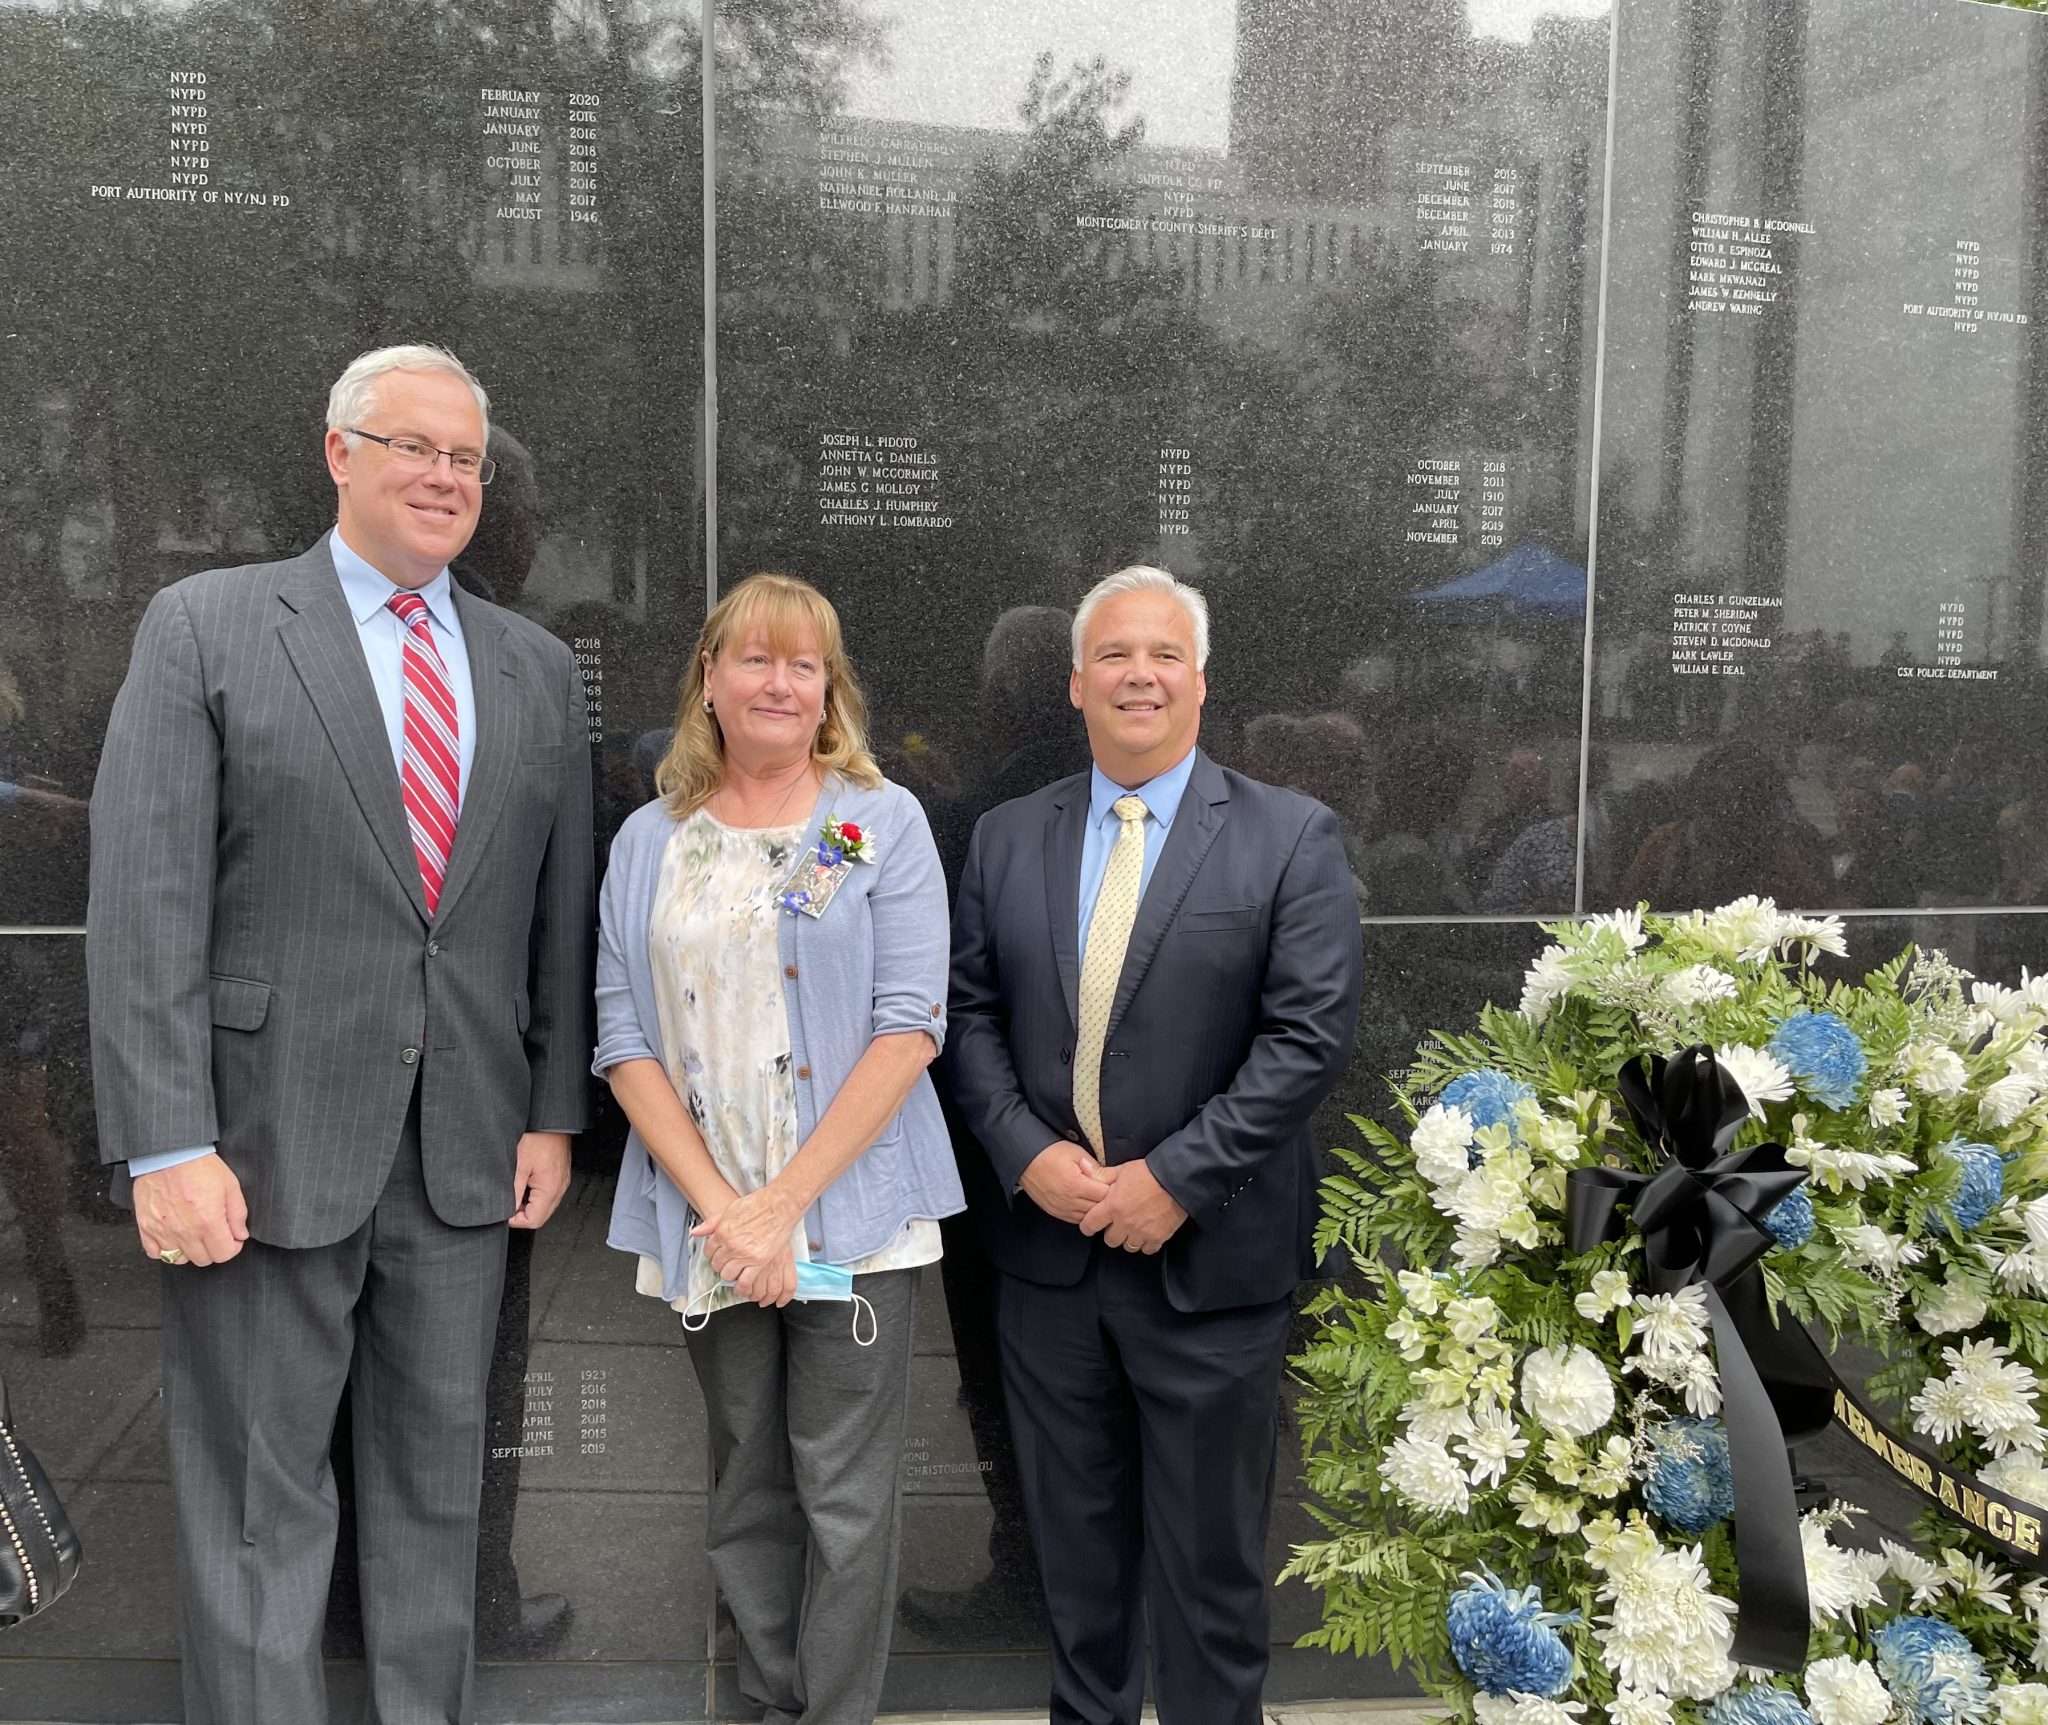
5, 0, 2048, 1720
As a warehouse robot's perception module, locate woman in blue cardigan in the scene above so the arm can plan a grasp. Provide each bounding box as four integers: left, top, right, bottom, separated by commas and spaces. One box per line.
596, 572, 964, 1725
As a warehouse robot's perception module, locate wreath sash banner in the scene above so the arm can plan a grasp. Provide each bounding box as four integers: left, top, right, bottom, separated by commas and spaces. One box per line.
1828, 1368, 2048, 1573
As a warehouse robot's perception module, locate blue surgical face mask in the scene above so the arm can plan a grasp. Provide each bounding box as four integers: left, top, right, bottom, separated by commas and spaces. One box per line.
682, 1259, 876, 1347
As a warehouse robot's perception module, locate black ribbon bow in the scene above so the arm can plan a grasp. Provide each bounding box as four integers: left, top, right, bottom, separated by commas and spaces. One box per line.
1566, 1046, 1835, 1673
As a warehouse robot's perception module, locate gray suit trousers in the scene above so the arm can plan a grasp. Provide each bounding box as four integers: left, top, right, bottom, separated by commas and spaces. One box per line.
685, 1268, 918, 1725
160, 1093, 508, 1725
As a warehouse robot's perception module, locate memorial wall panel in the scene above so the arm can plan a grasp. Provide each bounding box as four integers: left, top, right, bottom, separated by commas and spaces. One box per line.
1587, 0, 2048, 913
715, 0, 1613, 922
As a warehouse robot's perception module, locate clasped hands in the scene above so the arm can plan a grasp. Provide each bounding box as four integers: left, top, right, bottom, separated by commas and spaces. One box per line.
1019, 1141, 1186, 1253
690, 1183, 801, 1308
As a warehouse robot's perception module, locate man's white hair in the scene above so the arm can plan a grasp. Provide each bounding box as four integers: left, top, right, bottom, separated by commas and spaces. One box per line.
1071, 565, 1210, 669
325, 344, 490, 440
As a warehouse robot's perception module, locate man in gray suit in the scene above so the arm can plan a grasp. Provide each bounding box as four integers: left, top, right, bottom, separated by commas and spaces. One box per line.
87, 344, 595, 1724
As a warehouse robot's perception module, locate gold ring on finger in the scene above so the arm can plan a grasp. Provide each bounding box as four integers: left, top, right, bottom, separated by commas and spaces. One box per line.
158, 1247, 189, 1266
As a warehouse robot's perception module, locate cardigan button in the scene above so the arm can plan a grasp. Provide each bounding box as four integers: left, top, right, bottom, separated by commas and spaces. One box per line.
796, 1065, 811, 1080
784, 965, 798, 979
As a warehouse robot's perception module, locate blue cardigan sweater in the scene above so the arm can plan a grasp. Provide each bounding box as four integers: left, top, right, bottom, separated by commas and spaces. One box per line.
597, 774, 965, 1296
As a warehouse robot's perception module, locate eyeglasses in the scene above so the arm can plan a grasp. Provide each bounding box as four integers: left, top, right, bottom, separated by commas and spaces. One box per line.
346, 428, 496, 485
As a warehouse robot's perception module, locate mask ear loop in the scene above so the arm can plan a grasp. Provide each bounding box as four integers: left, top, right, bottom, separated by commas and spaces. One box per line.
850, 1292, 877, 1348
681, 1284, 715, 1334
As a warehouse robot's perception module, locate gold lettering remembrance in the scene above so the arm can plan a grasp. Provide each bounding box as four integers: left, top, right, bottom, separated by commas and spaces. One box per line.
1829, 1387, 2047, 1567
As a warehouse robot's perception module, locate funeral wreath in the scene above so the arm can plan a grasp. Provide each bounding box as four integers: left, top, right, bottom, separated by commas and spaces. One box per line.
1288, 899, 2048, 1725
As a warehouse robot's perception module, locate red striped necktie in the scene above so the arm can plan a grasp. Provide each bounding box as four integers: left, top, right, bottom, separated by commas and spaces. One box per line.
387, 591, 461, 915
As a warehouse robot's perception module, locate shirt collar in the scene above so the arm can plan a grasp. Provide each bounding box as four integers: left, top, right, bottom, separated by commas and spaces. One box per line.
1088, 746, 1198, 831
329, 527, 458, 631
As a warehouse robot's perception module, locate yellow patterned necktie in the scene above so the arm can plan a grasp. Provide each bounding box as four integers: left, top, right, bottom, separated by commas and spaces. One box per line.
1073, 794, 1150, 1159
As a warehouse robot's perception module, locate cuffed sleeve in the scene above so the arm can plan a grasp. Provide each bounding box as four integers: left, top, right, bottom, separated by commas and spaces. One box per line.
868, 787, 950, 1053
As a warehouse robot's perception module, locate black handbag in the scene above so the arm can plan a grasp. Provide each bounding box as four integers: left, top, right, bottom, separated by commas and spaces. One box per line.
0, 1370, 82, 1627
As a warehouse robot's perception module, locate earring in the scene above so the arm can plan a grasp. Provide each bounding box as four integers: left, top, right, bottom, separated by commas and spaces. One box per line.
703, 699, 714, 714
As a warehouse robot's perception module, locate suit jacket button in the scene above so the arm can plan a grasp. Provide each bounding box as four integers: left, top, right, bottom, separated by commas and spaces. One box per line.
427, 940, 442, 957
784, 965, 798, 979
796, 1065, 811, 1080
1060, 1048, 1071, 1065
401, 1047, 419, 1065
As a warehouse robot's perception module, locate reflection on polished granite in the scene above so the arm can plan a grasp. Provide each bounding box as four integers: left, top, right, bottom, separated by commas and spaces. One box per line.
0, 0, 707, 928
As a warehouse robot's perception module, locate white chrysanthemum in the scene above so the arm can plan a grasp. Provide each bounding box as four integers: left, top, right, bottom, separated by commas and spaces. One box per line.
1522, 944, 1578, 1021
1718, 1044, 1795, 1117
1914, 1375, 1973, 1445
1983, 1073, 2042, 1129
1781, 913, 1850, 959
1997, 1683, 2048, 1725
1984, 1241, 2048, 1298
1941, 1546, 2015, 1613
2024, 1196, 2048, 1256
1919, 1338, 2048, 1454
1868, 1087, 1910, 1129
1984, 1450, 2048, 1505
1575, 1269, 1637, 1322
2013, 1042, 2048, 1087
1477, 1696, 1592, 1725
1413, 1102, 1478, 1187
1883, 1538, 1950, 1606
1792, 1141, 1919, 1193
1522, 1344, 1617, 1437
1594, 1538, 1738, 1700
1698, 895, 1791, 964
1835, 1224, 1926, 1277
1460, 1403, 1530, 1487
1903, 1040, 1970, 1097
1800, 1512, 1884, 1623
1660, 963, 1741, 1010
1635, 1287, 1711, 1362
1917, 1278, 1990, 1337
1378, 1434, 1469, 1514
1805, 1656, 1892, 1725
1975, 981, 2044, 1028
1611, 1688, 1676, 1725
1582, 907, 1648, 949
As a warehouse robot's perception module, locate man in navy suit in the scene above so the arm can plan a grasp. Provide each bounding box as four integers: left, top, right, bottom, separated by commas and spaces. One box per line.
945, 566, 1364, 1725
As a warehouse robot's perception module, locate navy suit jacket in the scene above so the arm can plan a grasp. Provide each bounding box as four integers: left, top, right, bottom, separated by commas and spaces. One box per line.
944, 749, 1364, 1312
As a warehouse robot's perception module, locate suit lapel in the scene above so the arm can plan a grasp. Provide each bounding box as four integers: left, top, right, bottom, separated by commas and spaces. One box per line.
431, 587, 519, 927
1043, 778, 1087, 1029
1106, 750, 1230, 1037
275, 545, 430, 924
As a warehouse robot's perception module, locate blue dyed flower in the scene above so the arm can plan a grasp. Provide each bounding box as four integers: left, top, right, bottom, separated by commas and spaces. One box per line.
1642, 1417, 1735, 1534
1933, 1140, 2005, 1234
1767, 1011, 1868, 1111
1764, 1187, 1816, 1250
1446, 1572, 1574, 1698
1441, 1069, 1537, 1135
815, 841, 845, 868
1708, 1686, 1816, 1725
1875, 1615, 1992, 1725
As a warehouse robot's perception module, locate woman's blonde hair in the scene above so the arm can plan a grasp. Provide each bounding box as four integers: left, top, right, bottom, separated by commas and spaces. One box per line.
656, 572, 883, 818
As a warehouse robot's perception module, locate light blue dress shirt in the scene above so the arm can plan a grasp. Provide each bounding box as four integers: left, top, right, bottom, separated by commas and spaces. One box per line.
1076, 747, 1199, 961
130, 530, 476, 1179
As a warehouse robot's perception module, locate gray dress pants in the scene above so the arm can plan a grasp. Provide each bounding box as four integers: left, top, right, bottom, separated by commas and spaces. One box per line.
685, 1267, 918, 1725
158, 1097, 508, 1725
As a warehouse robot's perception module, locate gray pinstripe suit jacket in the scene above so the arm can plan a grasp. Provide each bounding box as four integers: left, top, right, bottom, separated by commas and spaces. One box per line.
86, 539, 596, 1248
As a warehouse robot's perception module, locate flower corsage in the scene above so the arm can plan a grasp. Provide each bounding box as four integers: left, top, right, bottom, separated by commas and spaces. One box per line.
778, 813, 877, 918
